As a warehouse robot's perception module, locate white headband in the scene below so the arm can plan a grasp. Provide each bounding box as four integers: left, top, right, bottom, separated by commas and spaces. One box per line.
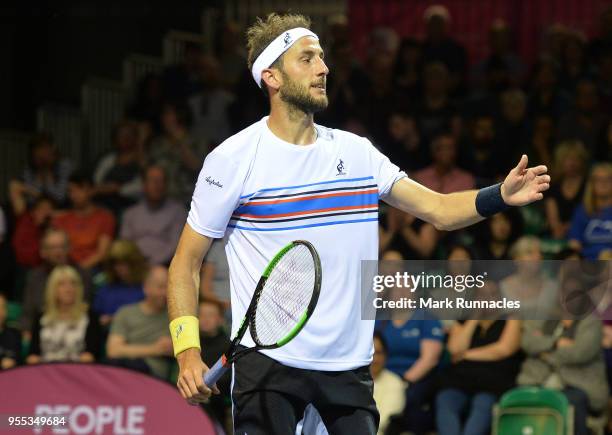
251, 27, 319, 87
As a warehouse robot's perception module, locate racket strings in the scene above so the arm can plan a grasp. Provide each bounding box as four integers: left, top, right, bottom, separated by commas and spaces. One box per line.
253, 245, 315, 346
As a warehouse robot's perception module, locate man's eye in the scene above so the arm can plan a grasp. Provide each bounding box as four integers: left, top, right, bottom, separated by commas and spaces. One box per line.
303, 58, 311, 63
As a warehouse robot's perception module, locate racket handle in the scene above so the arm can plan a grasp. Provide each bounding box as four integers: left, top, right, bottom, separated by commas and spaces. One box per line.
204, 355, 229, 388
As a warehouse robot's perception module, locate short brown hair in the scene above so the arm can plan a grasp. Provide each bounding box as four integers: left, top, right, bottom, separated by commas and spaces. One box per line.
246, 13, 311, 87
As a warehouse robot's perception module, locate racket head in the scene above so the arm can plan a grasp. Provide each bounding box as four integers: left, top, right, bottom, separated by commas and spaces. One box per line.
248, 240, 321, 349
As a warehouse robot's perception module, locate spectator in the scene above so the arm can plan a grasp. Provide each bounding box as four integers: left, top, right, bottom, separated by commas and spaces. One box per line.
557, 79, 606, 152
200, 239, 231, 317
436, 314, 522, 435
20, 228, 93, 338
52, 171, 115, 269
120, 165, 186, 266
93, 240, 146, 327
415, 63, 461, 142
106, 266, 172, 379
379, 207, 438, 260
12, 195, 54, 268
384, 110, 427, 173
413, 133, 475, 194
559, 31, 591, 93
545, 140, 588, 239
393, 38, 422, 100
188, 55, 235, 147
462, 114, 509, 185
500, 236, 558, 318
0, 206, 11, 297
497, 89, 530, 164
519, 317, 608, 435
161, 42, 203, 101
0, 293, 20, 370
569, 162, 612, 259
128, 73, 164, 133
26, 265, 101, 364
475, 209, 522, 260
148, 102, 208, 204
596, 119, 612, 162
9, 132, 72, 215
93, 120, 145, 213
421, 5, 467, 93
199, 298, 231, 426
371, 332, 405, 435
472, 20, 525, 89
527, 56, 571, 121
377, 278, 443, 435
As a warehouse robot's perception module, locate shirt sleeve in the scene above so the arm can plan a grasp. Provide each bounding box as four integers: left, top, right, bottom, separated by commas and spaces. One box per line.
109, 307, 129, 337
187, 151, 245, 238
421, 318, 445, 342
568, 205, 587, 243
363, 138, 407, 198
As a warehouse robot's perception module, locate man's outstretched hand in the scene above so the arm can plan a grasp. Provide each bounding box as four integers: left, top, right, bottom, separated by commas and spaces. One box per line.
501, 154, 550, 206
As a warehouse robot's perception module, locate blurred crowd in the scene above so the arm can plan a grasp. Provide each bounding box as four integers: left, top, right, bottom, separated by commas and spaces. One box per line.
0, 4, 611, 434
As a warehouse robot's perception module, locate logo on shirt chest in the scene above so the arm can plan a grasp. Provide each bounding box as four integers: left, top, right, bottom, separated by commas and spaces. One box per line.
336, 159, 347, 176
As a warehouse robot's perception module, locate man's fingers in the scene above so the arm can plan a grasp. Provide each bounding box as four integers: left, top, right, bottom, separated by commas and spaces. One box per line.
180, 370, 210, 402
537, 182, 550, 192
535, 174, 551, 184
514, 154, 528, 174
530, 165, 548, 176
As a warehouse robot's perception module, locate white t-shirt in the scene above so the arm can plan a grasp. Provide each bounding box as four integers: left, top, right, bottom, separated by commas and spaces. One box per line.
188, 117, 406, 370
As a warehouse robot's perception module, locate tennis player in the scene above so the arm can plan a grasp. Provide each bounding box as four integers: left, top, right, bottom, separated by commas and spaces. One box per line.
167, 13, 550, 434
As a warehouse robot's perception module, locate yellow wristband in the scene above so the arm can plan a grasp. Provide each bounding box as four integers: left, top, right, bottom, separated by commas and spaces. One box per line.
169, 316, 201, 357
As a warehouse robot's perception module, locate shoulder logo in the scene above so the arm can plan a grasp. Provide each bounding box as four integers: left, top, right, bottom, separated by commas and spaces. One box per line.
283, 32, 292, 47
205, 176, 223, 188
336, 159, 346, 176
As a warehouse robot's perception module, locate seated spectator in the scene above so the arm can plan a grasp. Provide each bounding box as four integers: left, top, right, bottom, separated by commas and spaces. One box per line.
52, 171, 115, 269
413, 133, 475, 194
26, 265, 101, 364
436, 315, 522, 435
20, 228, 93, 338
569, 163, 612, 259
161, 42, 203, 102
559, 30, 591, 93
0, 293, 20, 370
377, 280, 443, 435
379, 207, 438, 260
188, 55, 235, 147
526, 114, 556, 169
148, 102, 208, 204
93, 240, 146, 327
393, 38, 422, 100
0, 207, 11, 297
500, 236, 558, 318
384, 110, 427, 173
545, 140, 588, 239
200, 239, 231, 318
371, 332, 405, 435
474, 209, 522, 260
557, 79, 606, 152
462, 114, 509, 185
519, 317, 608, 435
9, 132, 72, 214
120, 165, 186, 266
127, 73, 164, 133
93, 120, 145, 213
596, 118, 612, 162
497, 89, 530, 164
12, 195, 54, 268
527, 56, 571, 121
106, 266, 172, 379
199, 298, 231, 426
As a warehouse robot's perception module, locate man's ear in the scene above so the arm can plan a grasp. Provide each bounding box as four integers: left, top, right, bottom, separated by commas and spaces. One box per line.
261, 68, 282, 92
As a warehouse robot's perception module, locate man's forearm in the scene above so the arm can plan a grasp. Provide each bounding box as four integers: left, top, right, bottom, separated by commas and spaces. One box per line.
435, 190, 485, 231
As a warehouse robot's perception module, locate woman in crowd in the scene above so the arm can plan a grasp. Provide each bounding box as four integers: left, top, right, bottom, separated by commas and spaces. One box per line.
569, 162, 612, 259
545, 140, 588, 239
26, 265, 100, 364
93, 240, 147, 327
435, 287, 522, 435
377, 250, 444, 435
0, 293, 20, 370
475, 208, 522, 261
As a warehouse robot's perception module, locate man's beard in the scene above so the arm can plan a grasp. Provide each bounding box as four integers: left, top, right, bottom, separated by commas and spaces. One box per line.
279, 70, 328, 114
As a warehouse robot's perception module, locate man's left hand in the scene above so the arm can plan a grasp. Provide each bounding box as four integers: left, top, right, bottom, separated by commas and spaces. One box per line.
501, 154, 550, 206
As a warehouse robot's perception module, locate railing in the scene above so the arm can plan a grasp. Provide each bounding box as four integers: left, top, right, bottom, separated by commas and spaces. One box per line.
36, 103, 84, 166
0, 130, 30, 203
122, 53, 164, 100
81, 78, 127, 165
162, 30, 207, 65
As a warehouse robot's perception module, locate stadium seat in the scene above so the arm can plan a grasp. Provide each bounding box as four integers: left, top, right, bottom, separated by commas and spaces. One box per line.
492, 387, 573, 435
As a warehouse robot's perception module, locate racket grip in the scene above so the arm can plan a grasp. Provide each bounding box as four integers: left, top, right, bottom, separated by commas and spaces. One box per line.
204, 355, 228, 388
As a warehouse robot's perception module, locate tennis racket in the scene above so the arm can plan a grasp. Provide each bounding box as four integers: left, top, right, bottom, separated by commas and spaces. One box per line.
203, 240, 322, 387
